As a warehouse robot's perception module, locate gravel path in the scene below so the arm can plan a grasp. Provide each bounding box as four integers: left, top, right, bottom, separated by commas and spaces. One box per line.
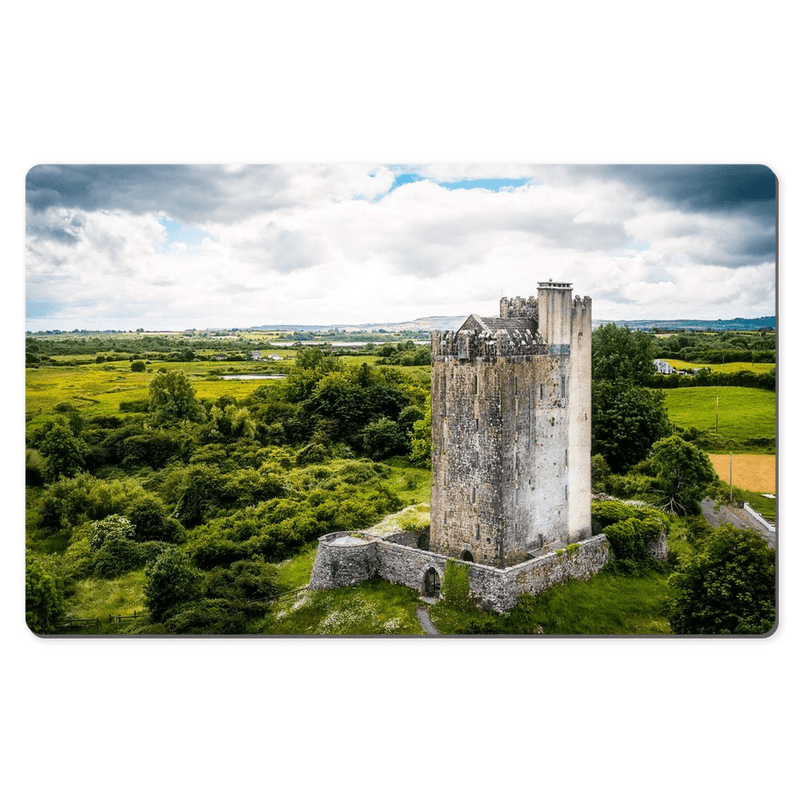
416, 605, 440, 635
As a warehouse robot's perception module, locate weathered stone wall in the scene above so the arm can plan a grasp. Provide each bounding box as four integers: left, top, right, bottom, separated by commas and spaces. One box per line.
309, 531, 614, 613
308, 533, 379, 590
430, 282, 592, 567
568, 294, 592, 541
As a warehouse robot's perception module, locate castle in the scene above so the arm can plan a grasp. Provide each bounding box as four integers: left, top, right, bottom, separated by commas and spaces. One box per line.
429, 280, 592, 567
308, 281, 646, 612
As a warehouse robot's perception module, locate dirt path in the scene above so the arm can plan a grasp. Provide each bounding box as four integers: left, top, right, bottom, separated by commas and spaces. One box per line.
416, 605, 440, 635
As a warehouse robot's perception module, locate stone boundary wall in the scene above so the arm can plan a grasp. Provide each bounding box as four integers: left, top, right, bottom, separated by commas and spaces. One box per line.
309, 531, 618, 613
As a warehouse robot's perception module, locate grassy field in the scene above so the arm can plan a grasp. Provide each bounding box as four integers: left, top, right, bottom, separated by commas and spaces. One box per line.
662, 386, 775, 442
433, 571, 674, 635
252, 580, 425, 635
664, 359, 774, 374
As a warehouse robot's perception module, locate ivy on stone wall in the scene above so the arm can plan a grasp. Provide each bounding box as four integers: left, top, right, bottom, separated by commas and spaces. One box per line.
441, 559, 471, 606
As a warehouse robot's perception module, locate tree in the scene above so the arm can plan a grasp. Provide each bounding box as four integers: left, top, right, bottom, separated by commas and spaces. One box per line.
26, 557, 65, 634
144, 549, 203, 622
361, 417, 404, 460
593, 323, 656, 385
408, 400, 432, 469
668, 524, 775, 634
148, 369, 204, 424
592, 381, 670, 473
39, 422, 86, 482
649, 435, 718, 515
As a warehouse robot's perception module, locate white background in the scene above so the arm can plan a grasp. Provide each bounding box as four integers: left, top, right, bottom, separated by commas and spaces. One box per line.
4, 2, 795, 798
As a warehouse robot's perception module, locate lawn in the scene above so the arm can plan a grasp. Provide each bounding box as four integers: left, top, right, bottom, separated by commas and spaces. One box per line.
252, 580, 425, 635
662, 386, 775, 442
429, 568, 675, 635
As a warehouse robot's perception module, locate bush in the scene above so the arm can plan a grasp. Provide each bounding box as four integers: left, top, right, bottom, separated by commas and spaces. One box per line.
361, 417, 405, 460
127, 499, 186, 543
26, 557, 66, 634
162, 599, 248, 634
89, 514, 136, 551
204, 558, 282, 602
131, 360, 146, 372
441, 559, 472, 607
144, 549, 203, 622
92, 538, 170, 579
667, 524, 775, 634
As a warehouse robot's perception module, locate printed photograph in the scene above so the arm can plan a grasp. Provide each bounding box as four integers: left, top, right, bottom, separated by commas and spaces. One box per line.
25, 164, 777, 636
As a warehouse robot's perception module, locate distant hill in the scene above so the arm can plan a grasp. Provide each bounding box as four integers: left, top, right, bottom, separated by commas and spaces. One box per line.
249, 316, 468, 333
248, 314, 774, 334
594, 316, 775, 332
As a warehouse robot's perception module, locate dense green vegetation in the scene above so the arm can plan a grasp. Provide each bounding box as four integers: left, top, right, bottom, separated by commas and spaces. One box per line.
653, 329, 775, 364
26, 324, 775, 636
25, 335, 432, 634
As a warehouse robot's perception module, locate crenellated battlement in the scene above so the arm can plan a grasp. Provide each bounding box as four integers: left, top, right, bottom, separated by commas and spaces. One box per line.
500, 296, 538, 319
431, 327, 550, 361
572, 294, 591, 312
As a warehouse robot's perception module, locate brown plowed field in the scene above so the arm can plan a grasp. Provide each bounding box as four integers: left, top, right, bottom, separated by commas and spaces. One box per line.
708, 454, 776, 493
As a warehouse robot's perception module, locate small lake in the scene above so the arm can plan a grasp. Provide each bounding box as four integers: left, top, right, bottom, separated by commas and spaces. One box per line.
220, 374, 287, 380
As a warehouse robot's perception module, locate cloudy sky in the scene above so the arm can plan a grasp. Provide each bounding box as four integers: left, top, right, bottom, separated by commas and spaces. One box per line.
25, 164, 776, 331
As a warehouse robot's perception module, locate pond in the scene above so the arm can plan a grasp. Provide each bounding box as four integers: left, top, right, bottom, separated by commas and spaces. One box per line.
220, 374, 287, 380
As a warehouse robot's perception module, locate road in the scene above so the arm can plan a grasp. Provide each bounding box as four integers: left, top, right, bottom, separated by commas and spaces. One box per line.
700, 499, 775, 549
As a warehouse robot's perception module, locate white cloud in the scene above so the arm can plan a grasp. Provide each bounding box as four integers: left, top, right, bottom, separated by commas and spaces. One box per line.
25, 165, 776, 329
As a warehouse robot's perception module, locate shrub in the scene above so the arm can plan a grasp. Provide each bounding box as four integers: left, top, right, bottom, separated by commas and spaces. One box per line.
26, 557, 65, 634
162, 599, 248, 634
131, 360, 146, 372
204, 558, 282, 602
119, 399, 150, 413
89, 514, 136, 550
26, 449, 46, 487
144, 549, 203, 622
93, 537, 170, 579
441, 559, 472, 607
127, 499, 186, 543
361, 417, 405, 460
667, 524, 775, 634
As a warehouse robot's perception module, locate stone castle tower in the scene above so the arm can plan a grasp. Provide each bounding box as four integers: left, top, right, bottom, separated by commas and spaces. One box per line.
429, 281, 592, 568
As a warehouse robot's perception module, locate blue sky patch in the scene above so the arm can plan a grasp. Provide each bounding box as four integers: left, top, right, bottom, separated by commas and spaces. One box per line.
439, 178, 529, 192
158, 216, 217, 250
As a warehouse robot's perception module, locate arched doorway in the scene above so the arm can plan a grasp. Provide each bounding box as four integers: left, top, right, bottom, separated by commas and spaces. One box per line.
460, 550, 474, 562
423, 567, 441, 598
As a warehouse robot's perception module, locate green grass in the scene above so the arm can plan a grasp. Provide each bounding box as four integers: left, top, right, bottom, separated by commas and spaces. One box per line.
274, 545, 318, 590
253, 579, 425, 635
63, 570, 148, 632
662, 386, 775, 442
384, 459, 432, 507
664, 360, 774, 374
25, 361, 285, 421
429, 568, 675, 635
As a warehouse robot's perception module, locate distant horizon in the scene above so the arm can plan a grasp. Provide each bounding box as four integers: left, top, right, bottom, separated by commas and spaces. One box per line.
25, 311, 776, 335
